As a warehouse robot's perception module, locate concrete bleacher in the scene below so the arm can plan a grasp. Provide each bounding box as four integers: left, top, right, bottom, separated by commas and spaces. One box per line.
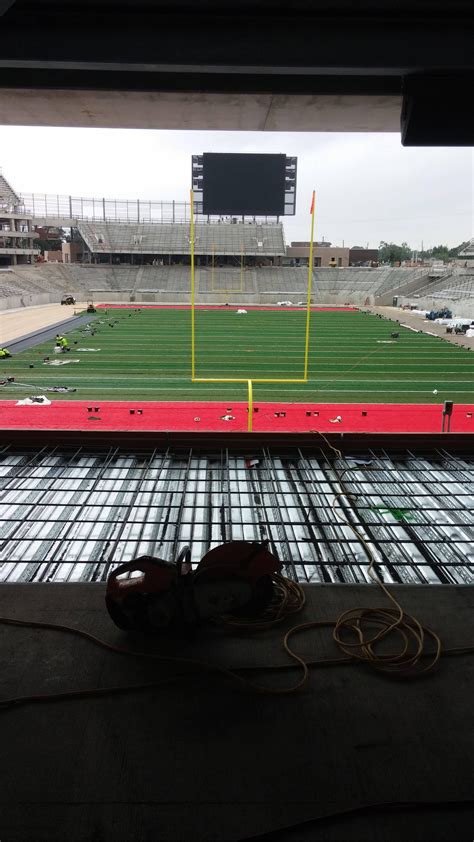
0, 282, 22, 299
2, 264, 463, 310
0, 265, 103, 308
256, 266, 307, 294
403, 271, 471, 301
434, 279, 474, 300
373, 268, 436, 302
397, 272, 474, 317
77, 221, 286, 256
137, 266, 258, 303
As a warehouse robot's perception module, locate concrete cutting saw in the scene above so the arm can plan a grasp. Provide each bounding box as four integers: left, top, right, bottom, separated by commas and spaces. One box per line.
106, 540, 281, 632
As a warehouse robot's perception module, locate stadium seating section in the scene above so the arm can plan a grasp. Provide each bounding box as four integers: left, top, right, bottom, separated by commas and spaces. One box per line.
1, 214, 472, 314
408, 272, 474, 301
3, 264, 469, 309
77, 221, 286, 256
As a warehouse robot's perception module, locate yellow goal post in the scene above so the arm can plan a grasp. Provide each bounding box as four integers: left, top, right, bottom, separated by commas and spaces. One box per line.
190, 189, 316, 428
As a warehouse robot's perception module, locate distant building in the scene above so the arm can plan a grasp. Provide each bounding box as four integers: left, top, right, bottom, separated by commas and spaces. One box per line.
62, 241, 86, 263
291, 240, 332, 248
285, 242, 379, 268
286, 242, 350, 267
44, 250, 63, 263
349, 246, 379, 266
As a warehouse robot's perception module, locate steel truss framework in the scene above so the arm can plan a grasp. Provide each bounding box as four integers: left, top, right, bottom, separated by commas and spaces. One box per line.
0, 444, 472, 585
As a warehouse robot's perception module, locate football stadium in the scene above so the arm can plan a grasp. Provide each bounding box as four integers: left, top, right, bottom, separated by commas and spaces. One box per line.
0, 3, 473, 837
1, 168, 473, 434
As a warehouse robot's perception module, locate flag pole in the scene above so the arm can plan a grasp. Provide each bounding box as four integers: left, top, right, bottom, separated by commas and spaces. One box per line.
190, 189, 195, 380
304, 190, 315, 380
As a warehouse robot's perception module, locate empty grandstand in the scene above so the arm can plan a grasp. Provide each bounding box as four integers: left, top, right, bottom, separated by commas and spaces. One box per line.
0, 176, 470, 312
2, 262, 456, 309
78, 220, 286, 261
3, 259, 470, 310
397, 269, 474, 316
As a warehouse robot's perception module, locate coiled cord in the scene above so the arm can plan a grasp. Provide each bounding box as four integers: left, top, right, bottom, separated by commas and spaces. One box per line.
0, 435, 471, 708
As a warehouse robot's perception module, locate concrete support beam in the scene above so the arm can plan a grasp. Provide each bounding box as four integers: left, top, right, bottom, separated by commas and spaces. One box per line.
0, 88, 402, 132
31, 216, 79, 228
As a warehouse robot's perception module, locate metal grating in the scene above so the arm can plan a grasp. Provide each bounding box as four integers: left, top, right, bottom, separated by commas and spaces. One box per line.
0, 445, 473, 585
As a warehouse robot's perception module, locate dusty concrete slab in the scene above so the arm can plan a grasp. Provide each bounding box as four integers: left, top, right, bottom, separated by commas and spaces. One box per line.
0, 303, 88, 344
0, 583, 473, 842
364, 305, 474, 349
5, 313, 100, 354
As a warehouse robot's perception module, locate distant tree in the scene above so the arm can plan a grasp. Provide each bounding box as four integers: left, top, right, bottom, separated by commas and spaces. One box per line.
65, 227, 82, 244
34, 226, 66, 254
430, 244, 450, 263
378, 241, 412, 264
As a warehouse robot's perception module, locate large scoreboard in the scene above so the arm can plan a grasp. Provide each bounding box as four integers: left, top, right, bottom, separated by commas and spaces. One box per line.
191, 153, 297, 216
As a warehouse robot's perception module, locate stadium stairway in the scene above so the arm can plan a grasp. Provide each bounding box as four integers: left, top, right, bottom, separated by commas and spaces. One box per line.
397, 273, 474, 317
400, 272, 462, 301
374, 268, 439, 302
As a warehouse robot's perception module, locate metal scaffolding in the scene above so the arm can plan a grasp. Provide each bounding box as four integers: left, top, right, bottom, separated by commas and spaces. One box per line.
0, 445, 472, 585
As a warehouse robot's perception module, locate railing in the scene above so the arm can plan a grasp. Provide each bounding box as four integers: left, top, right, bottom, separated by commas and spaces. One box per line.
19, 193, 280, 225
0, 247, 40, 255
20, 194, 192, 223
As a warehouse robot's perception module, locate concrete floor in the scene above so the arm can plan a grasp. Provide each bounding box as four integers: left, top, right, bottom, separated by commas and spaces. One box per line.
0, 583, 473, 841
0, 303, 88, 344
365, 306, 474, 349
6, 313, 99, 354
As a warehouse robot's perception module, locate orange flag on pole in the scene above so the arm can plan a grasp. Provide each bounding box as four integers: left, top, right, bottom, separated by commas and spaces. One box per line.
310, 191, 315, 214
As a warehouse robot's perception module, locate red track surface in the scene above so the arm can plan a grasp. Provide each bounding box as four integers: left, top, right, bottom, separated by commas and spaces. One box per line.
1, 400, 473, 433
97, 304, 357, 312
3, 304, 471, 434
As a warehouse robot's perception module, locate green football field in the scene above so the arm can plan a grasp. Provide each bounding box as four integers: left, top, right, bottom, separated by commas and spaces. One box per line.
4, 307, 474, 404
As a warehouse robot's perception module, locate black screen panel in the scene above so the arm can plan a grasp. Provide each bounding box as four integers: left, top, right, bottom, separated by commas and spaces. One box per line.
202, 153, 286, 215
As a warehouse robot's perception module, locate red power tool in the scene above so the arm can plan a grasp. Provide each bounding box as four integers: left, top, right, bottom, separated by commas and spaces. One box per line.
105, 540, 281, 632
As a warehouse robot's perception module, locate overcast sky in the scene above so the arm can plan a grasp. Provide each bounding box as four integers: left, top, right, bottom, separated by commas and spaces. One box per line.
0, 126, 472, 250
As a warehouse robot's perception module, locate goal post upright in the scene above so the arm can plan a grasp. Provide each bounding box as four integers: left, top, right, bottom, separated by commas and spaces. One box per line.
304, 190, 315, 381
190, 190, 315, 418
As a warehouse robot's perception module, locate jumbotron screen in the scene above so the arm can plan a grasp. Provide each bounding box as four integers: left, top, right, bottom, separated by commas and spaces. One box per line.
202, 153, 286, 216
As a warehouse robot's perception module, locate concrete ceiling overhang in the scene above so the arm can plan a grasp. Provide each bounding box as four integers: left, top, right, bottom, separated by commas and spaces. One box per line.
0, 89, 402, 132
0, 0, 472, 142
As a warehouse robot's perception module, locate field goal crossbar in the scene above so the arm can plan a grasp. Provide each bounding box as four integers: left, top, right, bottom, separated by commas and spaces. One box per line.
190, 189, 316, 431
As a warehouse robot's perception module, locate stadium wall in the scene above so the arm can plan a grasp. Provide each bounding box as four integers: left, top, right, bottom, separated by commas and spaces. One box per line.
0, 291, 59, 310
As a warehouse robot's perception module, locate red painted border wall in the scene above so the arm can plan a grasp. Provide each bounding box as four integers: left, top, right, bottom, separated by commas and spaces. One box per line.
97, 304, 357, 312
1, 400, 472, 433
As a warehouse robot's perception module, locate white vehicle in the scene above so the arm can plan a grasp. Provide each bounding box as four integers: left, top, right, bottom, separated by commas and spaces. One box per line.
277, 300, 293, 306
